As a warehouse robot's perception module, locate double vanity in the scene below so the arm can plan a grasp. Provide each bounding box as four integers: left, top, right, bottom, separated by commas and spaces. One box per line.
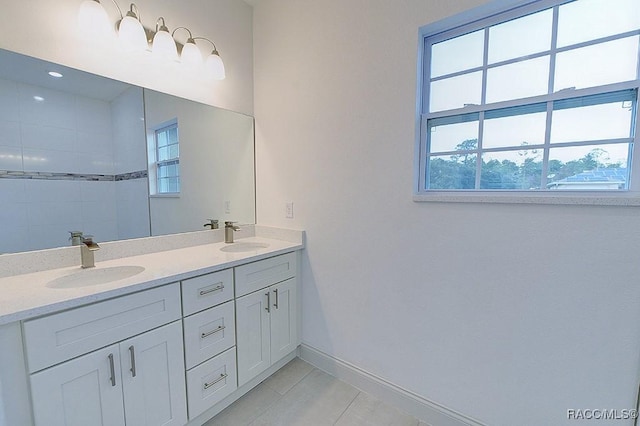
0, 226, 303, 426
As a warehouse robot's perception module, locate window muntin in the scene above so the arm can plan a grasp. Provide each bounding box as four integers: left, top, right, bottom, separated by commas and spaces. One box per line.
419, 0, 640, 194
154, 122, 180, 194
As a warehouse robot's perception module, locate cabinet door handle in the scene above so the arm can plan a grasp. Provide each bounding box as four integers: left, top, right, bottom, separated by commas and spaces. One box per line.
129, 345, 136, 378
201, 325, 226, 339
273, 288, 279, 309
265, 292, 271, 313
203, 373, 228, 390
108, 353, 116, 387
199, 284, 224, 296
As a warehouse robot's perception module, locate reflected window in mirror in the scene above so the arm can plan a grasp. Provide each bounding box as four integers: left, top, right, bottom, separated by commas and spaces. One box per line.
149, 119, 180, 195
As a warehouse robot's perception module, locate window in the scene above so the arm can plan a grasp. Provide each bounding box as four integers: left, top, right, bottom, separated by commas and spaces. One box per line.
417, 0, 640, 200
151, 121, 180, 194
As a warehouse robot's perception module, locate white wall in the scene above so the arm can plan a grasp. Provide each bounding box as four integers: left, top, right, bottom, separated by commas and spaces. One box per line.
0, 0, 254, 115
252, 1, 640, 425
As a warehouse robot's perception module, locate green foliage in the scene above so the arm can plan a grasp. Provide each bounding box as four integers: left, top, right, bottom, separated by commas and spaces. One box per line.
427, 140, 622, 190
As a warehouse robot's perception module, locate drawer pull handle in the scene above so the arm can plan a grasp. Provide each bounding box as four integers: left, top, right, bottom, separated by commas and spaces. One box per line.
201, 325, 226, 339
273, 288, 279, 309
204, 373, 228, 390
199, 284, 224, 296
108, 353, 116, 387
129, 346, 136, 377
265, 292, 271, 313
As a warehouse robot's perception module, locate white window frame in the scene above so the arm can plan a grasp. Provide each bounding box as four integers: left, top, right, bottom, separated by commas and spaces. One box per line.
414, 0, 640, 206
148, 119, 180, 197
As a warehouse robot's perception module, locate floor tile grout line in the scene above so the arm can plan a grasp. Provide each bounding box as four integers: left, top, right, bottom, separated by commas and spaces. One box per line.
265, 362, 318, 397
332, 390, 361, 425
248, 384, 285, 426
247, 362, 318, 425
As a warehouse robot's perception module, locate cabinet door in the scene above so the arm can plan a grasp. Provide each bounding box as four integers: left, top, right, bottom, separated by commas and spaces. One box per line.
30, 344, 125, 426
120, 321, 187, 426
236, 289, 271, 386
270, 278, 298, 362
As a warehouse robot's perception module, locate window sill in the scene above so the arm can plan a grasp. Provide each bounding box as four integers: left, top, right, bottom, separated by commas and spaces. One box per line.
413, 191, 640, 206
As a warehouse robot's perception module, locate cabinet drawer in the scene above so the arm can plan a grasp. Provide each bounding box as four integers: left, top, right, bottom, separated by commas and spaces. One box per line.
235, 252, 296, 297
186, 347, 237, 420
181, 269, 234, 316
23, 283, 181, 373
183, 301, 235, 369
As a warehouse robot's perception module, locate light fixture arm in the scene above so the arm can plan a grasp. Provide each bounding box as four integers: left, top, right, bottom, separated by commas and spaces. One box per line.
193, 37, 220, 55
172, 26, 193, 39
92, 0, 124, 20
155, 17, 169, 33
172, 26, 195, 43
125, 3, 141, 21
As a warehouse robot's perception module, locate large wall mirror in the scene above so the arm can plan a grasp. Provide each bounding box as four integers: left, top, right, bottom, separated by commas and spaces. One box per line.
0, 48, 255, 254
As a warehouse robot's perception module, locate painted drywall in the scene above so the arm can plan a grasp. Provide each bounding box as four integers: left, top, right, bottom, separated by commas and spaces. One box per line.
0, 0, 253, 115
252, 0, 640, 425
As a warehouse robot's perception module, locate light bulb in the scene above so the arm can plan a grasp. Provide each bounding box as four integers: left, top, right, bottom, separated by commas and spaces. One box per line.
118, 13, 147, 52
180, 39, 202, 68
78, 0, 113, 40
205, 51, 225, 80
152, 29, 178, 61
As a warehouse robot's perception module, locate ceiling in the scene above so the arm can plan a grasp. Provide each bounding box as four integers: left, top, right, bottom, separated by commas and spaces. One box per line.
0, 49, 131, 102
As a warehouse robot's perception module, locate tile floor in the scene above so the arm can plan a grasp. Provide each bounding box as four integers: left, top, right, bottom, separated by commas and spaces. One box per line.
205, 358, 427, 426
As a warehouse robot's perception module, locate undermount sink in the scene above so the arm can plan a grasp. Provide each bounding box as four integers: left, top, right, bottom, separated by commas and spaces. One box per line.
220, 242, 270, 253
46, 265, 146, 289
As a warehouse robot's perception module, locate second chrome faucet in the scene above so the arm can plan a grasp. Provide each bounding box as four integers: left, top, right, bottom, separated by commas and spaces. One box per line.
224, 221, 240, 243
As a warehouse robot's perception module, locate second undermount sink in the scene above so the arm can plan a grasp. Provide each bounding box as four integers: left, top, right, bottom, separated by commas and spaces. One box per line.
220, 242, 270, 253
46, 265, 146, 289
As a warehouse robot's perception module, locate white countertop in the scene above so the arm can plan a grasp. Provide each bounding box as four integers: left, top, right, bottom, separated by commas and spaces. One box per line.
0, 236, 302, 326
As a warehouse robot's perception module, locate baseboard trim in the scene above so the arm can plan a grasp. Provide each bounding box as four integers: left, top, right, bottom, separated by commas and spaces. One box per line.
299, 344, 486, 426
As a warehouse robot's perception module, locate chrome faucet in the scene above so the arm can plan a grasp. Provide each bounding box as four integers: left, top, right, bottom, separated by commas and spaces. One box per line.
69, 231, 84, 246
224, 221, 240, 243
80, 235, 100, 268
204, 219, 219, 230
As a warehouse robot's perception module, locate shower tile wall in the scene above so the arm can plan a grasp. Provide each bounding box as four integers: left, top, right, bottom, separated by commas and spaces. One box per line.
0, 79, 150, 253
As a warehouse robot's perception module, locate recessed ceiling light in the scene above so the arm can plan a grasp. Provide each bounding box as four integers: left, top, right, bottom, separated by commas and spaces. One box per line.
33, 96, 45, 102
48, 71, 63, 78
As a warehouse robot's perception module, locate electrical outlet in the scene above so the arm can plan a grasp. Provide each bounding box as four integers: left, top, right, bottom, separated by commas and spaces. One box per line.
225, 200, 231, 214
286, 202, 294, 219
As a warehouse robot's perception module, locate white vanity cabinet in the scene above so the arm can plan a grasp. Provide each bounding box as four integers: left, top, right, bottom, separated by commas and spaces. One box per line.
2, 244, 302, 426
235, 253, 298, 386
23, 283, 187, 426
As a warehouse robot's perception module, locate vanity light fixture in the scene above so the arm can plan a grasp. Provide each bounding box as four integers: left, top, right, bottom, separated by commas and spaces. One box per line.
118, 4, 147, 51
152, 17, 178, 61
172, 27, 202, 68
199, 38, 226, 81
77, 0, 226, 79
77, 0, 112, 38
